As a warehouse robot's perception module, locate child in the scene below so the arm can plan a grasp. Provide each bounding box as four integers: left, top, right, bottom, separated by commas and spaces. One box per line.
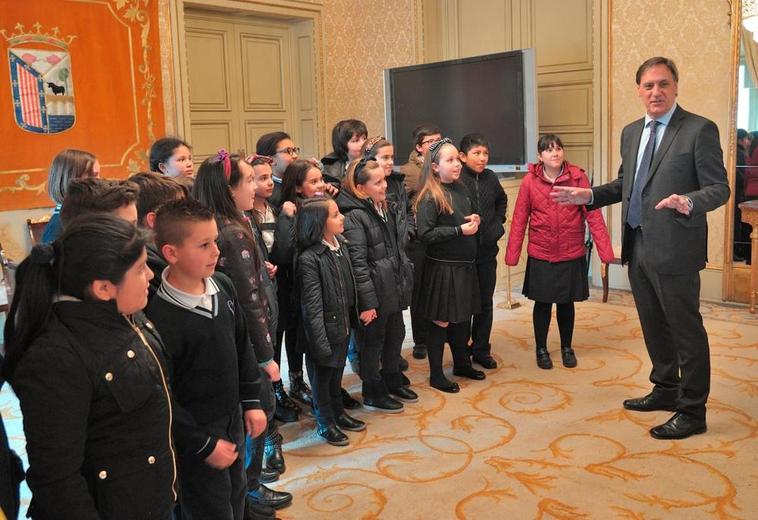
193, 152, 293, 511
4, 215, 176, 519
42, 148, 100, 243
458, 133, 507, 369
321, 119, 368, 186
255, 132, 300, 209
414, 138, 484, 393
338, 156, 416, 412
146, 199, 269, 519
296, 197, 363, 445
59, 177, 140, 228
505, 134, 614, 369
149, 137, 194, 178
128, 171, 189, 298
400, 124, 442, 360
249, 154, 302, 424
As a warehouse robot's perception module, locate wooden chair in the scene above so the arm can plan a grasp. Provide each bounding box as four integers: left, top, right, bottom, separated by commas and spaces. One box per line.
601, 245, 623, 303
26, 214, 51, 246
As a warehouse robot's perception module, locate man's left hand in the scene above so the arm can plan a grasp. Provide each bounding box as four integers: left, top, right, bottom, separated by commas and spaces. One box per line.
244, 409, 267, 439
655, 194, 692, 215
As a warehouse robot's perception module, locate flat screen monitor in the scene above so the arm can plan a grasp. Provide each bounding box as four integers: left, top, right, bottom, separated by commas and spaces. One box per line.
384, 49, 537, 173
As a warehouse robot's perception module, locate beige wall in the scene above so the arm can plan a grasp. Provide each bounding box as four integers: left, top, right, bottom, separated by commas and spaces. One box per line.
609, 0, 732, 271
321, 0, 420, 138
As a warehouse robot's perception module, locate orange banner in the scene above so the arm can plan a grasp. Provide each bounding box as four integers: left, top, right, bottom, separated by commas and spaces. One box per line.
0, 0, 165, 210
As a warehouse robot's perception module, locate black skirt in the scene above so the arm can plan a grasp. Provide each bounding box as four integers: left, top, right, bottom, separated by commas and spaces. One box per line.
522, 256, 589, 303
420, 258, 481, 323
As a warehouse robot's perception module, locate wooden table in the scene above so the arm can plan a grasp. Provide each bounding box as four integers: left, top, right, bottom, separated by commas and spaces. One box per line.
739, 200, 758, 313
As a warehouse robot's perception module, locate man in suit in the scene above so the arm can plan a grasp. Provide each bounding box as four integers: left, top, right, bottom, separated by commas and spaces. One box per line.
551, 57, 730, 440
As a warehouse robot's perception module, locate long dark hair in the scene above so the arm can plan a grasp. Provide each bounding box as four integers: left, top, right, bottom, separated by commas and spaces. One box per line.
2, 215, 148, 382
193, 152, 254, 238
281, 159, 320, 204
296, 197, 332, 250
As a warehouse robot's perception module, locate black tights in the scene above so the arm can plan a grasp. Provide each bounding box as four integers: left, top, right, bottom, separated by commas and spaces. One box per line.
532, 302, 575, 349
425, 320, 471, 385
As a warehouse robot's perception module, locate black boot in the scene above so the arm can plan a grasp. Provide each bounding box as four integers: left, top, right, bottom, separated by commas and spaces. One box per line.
272, 380, 300, 423
264, 431, 285, 474
561, 347, 577, 368
289, 370, 313, 407
536, 346, 553, 369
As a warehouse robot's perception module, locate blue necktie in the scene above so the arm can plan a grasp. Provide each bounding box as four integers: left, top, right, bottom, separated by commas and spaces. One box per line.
627, 120, 659, 228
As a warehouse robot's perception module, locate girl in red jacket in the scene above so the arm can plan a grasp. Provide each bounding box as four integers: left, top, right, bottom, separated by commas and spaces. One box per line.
505, 134, 614, 369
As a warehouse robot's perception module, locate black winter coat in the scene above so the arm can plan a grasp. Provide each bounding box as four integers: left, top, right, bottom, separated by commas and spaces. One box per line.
296, 237, 358, 365
11, 301, 176, 520
321, 152, 347, 187
386, 171, 413, 246
459, 164, 507, 252
337, 190, 413, 315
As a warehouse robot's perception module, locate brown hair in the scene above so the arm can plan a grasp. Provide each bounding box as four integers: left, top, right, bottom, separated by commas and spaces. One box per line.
413, 141, 456, 215
129, 171, 188, 226
60, 178, 139, 226
153, 198, 215, 251
47, 149, 97, 204
342, 157, 385, 208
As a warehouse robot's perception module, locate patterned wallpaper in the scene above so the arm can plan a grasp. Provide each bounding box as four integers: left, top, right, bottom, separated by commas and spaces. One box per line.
610, 0, 733, 267
321, 0, 419, 140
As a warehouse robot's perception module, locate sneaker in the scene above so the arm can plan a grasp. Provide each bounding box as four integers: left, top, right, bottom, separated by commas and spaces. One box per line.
362, 394, 404, 413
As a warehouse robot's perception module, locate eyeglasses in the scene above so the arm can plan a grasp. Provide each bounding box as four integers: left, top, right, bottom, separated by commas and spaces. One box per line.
420, 138, 440, 146
275, 147, 300, 156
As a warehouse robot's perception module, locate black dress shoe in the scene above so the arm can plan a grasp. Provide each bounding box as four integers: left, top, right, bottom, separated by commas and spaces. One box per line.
247, 484, 293, 510
317, 424, 349, 446
259, 465, 280, 484
389, 386, 419, 403
472, 355, 498, 369
399, 356, 409, 371
400, 372, 411, 386
412, 344, 427, 359
649, 412, 707, 440
336, 412, 366, 432
341, 387, 362, 409
430, 378, 460, 393
244, 498, 277, 520
623, 392, 677, 412
536, 347, 553, 369
264, 432, 285, 473
561, 347, 577, 368
453, 366, 486, 380
363, 394, 404, 413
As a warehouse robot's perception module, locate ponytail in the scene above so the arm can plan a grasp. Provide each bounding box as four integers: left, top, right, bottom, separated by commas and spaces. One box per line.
2, 215, 147, 382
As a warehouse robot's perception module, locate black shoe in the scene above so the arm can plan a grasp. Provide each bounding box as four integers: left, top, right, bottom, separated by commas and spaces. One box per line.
453, 366, 486, 380
244, 498, 277, 520
341, 387, 362, 410
272, 380, 300, 423
430, 378, 460, 393
400, 372, 411, 386
399, 356, 409, 371
289, 371, 313, 407
536, 347, 553, 369
259, 465, 280, 484
649, 412, 707, 440
412, 344, 427, 359
623, 392, 677, 412
247, 484, 293, 510
389, 386, 419, 403
363, 394, 404, 413
472, 354, 498, 369
561, 347, 577, 368
317, 424, 350, 446
264, 433, 285, 474
336, 412, 366, 432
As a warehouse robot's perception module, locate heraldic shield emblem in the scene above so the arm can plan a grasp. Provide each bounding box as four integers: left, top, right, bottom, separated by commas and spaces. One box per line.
6, 24, 76, 134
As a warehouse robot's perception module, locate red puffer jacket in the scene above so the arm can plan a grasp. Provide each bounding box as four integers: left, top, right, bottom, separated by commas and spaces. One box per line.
505, 161, 614, 265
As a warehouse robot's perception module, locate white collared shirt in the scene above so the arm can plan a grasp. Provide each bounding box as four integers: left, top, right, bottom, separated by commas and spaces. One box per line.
634, 102, 678, 182
160, 267, 219, 312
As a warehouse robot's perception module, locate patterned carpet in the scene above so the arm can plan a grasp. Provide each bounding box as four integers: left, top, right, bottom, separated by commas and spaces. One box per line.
2, 289, 757, 519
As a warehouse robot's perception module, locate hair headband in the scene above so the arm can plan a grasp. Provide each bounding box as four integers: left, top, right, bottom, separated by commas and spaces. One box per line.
428, 137, 452, 162
353, 155, 376, 182
363, 136, 386, 157
246, 153, 274, 165
214, 149, 232, 180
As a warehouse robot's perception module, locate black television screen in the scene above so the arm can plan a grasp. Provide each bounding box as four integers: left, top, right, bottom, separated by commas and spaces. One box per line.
384, 49, 536, 172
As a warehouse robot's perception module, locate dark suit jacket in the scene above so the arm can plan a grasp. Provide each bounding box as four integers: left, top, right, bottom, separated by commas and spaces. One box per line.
590, 105, 729, 275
